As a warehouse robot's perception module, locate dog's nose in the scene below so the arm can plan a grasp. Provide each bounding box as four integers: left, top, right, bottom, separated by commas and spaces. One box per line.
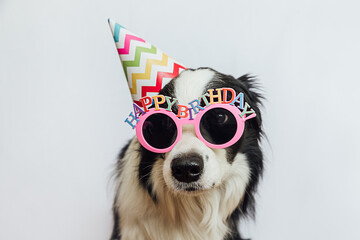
171, 154, 204, 183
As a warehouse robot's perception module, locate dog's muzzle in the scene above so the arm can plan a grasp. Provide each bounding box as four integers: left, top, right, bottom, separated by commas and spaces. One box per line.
170, 153, 204, 183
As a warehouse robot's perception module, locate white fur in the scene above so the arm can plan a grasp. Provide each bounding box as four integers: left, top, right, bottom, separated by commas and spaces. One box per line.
115, 138, 250, 240
174, 68, 216, 105
114, 69, 251, 240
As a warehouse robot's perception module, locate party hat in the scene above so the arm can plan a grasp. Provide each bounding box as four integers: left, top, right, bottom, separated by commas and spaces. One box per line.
108, 19, 186, 106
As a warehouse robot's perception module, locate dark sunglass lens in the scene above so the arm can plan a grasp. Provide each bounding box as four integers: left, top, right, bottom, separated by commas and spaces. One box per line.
199, 108, 237, 145
142, 113, 177, 149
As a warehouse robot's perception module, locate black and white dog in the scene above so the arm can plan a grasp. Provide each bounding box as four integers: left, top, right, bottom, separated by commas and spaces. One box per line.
110, 67, 263, 240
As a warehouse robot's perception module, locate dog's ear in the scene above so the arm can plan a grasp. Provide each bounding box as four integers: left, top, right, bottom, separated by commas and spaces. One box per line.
205, 72, 263, 137
236, 75, 263, 137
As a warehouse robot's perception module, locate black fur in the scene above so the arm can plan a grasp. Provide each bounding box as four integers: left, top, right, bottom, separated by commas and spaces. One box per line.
110, 68, 264, 240
110, 140, 132, 240
138, 146, 161, 202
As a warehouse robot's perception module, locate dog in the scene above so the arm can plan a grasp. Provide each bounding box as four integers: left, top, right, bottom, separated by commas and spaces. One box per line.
110, 67, 264, 240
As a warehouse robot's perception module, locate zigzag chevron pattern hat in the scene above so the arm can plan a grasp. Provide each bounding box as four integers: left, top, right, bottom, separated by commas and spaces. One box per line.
108, 19, 186, 106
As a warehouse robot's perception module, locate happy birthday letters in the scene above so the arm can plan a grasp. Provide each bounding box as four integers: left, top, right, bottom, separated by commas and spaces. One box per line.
124, 88, 255, 129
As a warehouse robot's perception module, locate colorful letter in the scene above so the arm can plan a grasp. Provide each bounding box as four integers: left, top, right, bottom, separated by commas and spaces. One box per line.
165, 96, 178, 112
140, 96, 153, 112
133, 103, 145, 119
222, 88, 236, 104
176, 105, 189, 118
153, 95, 165, 110
239, 102, 255, 118
124, 112, 139, 129
188, 108, 195, 120
230, 92, 244, 110
198, 93, 211, 107
188, 99, 204, 114
208, 88, 222, 104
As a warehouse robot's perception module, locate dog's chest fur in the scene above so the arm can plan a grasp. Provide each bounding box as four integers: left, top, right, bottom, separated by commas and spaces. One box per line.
115, 138, 249, 240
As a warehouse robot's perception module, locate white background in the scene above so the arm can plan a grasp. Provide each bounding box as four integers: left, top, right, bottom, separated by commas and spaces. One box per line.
1, 0, 360, 239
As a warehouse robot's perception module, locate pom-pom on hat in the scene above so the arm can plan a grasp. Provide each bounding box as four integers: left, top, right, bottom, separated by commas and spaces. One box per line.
108, 19, 186, 106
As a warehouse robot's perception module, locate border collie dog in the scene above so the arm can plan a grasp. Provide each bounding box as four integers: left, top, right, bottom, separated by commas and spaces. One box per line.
110, 67, 263, 240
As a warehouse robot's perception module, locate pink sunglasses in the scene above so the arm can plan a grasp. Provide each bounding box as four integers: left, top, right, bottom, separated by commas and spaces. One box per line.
135, 103, 256, 153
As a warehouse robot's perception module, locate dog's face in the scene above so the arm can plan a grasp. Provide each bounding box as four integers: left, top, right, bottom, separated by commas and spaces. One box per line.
137, 67, 263, 213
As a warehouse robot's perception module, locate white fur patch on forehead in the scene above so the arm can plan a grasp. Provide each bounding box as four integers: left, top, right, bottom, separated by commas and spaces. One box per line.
174, 69, 216, 105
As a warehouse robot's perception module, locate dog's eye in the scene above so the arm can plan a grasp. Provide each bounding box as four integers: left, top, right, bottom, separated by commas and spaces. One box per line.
206, 109, 230, 126
199, 108, 237, 145
215, 113, 229, 125
142, 113, 177, 149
